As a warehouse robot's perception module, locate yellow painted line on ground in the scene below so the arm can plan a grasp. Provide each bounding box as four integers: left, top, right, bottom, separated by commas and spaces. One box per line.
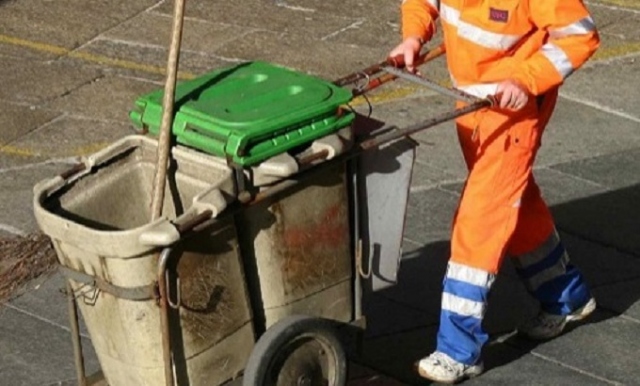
0, 34, 196, 80
0, 33, 418, 105
593, 42, 640, 61
0, 145, 37, 157
351, 86, 421, 107
0, 142, 112, 158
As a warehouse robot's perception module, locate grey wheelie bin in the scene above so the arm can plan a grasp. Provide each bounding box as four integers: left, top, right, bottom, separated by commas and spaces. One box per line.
33, 60, 417, 386
129, 61, 360, 385
33, 135, 255, 386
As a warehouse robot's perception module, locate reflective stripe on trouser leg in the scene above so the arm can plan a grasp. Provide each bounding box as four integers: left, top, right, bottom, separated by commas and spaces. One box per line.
513, 230, 591, 315
436, 261, 496, 365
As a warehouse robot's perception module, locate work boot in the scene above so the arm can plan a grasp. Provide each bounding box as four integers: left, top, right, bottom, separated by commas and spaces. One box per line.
417, 351, 484, 384
518, 297, 597, 340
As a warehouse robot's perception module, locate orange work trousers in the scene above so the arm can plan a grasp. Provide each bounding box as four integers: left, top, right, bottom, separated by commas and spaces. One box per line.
451, 90, 559, 274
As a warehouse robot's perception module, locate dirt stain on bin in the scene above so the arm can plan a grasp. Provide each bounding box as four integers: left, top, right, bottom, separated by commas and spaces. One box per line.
273, 192, 351, 297
176, 222, 251, 351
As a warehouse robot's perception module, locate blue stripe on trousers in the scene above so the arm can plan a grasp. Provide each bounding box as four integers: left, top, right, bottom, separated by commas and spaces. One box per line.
516, 242, 565, 279
443, 278, 488, 303
533, 264, 592, 315
437, 310, 487, 365
437, 277, 491, 365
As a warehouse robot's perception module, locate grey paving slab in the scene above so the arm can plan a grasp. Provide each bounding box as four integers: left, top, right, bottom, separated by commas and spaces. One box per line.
321, 17, 399, 51
0, 163, 71, 233
0, 45, 58, 61
280, 0, 401, 21
101, 11, 247, 55
367, 94, 472, 182
409, 160, 442, 191
153, 0, 361, 39
552, 181, 640, 256
0, 57, 102, 106
364, 292, 438, 337
72, 39, 228, 79
358, 326, 438, 385
0, 102, 60, 146
0, 0, 159, 49
377, 238, 450, 314
0, 304, 99, 386
43, 74, 158, 122
551, 148, 640, 190
537, 98, 640, 167
466, 345, 609, 386
6, 116, 135, 162
514, 312, 640, 385
403, 186, 459, 244
214, 30, 385, 79
8, 272, 90, 337
529, 167, 610, 206
592, 278, 640, 321
563, 57, 640, 121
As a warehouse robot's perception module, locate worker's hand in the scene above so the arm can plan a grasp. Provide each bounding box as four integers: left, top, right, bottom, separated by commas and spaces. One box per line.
388, 37, 423, 73
496, 79, 529, 110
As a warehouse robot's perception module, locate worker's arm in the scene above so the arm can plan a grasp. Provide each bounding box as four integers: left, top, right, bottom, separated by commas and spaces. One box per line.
401, 0, 439, 43
511, 0, 600, 96
390, 0, 440, 72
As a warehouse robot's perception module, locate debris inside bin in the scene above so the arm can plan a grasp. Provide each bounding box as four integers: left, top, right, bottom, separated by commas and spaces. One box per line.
0, 233, 57, 301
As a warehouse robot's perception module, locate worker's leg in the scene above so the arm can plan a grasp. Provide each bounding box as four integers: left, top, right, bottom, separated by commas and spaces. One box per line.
420, 101, 544, 382
507, 180, 593, 317
504, 92, 594, 338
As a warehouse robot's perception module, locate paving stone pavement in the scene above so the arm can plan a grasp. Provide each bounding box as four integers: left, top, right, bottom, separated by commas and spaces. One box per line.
0, 0, 639, 385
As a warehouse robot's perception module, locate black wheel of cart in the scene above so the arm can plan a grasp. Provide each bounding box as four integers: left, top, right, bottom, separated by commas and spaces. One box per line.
243, 315, 347, 386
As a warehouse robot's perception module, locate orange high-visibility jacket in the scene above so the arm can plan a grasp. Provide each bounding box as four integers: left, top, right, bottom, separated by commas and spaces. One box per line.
401, 0, 600, 97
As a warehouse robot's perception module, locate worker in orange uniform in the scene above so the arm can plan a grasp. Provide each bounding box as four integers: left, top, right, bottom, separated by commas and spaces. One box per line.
390, 0, 600, 383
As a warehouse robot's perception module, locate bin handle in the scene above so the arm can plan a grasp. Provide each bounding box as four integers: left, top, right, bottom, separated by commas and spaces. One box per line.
174, 209, 213, 235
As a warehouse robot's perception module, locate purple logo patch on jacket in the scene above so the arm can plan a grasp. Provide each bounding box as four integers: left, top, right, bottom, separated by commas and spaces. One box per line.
489, 7, 509, 22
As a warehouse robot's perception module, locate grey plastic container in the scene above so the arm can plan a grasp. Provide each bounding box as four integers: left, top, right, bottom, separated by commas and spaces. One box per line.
237, 128, 355, 329
33, 135, 254, 386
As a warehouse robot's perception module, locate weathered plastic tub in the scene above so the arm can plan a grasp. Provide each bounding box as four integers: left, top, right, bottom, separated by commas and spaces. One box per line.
33, 135, 254, 386
237, 128, 354, 329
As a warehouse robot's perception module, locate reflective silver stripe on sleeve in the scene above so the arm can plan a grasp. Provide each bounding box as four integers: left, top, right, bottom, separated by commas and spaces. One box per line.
446, 261, 496, 288
440, 4, 521, 50
456, 83, 500, 98
458, 20, 522, 50
541, 43, 574, 79
440, 3, 460, 26
550, 16, 596, 39
442, 293, 485, 319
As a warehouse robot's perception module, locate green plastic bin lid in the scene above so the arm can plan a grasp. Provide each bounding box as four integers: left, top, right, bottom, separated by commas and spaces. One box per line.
130, 61, 354, 166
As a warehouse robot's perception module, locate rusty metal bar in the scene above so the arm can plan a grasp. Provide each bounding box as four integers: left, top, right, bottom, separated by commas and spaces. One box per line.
67, 281, 87, 386
334, 44, 445, 87
60, 163, 86, 180
150, 0, 187, 221
382, 66, 482, 104
296, 149, 330, 166
359, 98, 494, 151
158, 248, 175, 386
175, 210, 213, 234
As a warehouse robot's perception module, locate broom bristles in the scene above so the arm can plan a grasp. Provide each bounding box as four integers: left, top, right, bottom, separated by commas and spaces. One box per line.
0, 233, 58, 301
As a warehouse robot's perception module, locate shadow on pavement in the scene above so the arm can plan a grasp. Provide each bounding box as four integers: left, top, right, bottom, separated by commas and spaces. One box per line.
357, 183, 640, 385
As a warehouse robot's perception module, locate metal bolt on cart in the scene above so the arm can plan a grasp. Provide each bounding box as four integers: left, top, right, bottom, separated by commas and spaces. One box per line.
32, 2, 495, 386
